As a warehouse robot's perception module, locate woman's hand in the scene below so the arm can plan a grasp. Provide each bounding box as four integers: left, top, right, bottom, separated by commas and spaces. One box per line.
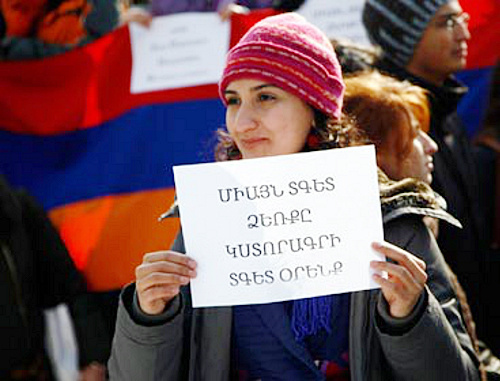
370, 241, 428, 318
135, 251, 197, 315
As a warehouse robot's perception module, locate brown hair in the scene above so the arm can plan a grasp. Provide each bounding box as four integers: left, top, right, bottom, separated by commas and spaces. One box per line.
343, 71, 430, 161
214, 110, 367, 161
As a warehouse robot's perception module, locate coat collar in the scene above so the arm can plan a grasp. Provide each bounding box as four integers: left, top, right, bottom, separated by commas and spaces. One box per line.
378, 169, 461, 228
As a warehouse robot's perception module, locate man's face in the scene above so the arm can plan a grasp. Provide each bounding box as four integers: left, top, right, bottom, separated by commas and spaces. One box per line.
406, 1, 470, 85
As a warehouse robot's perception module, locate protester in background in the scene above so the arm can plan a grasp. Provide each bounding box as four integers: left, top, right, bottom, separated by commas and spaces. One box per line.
0, 0, 119, 59
0, 175, 107, 380
109, 13, 480, 380
473, 64, 500, 368
344, 71, 438, 185
343, 71, 500, 378
362, 0, 496, 353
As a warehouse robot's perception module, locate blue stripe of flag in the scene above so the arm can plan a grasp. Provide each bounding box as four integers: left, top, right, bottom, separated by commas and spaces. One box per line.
456, 66, 495, 138
0, 99, 225, 209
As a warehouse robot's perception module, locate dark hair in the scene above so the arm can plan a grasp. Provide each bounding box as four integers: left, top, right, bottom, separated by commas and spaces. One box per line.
214, 110, 367, 161
331, 38, 381, 75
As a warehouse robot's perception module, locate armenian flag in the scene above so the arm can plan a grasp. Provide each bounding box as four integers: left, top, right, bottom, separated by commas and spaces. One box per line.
0, 4, 494, 291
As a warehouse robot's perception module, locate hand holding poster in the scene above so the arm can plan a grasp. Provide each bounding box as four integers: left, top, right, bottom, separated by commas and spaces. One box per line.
173, 146, 384, 308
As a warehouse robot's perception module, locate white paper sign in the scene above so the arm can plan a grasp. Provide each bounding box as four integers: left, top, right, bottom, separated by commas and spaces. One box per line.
298, 0, 370, 45
173, 146, 384, 308
129, 13, 230, 93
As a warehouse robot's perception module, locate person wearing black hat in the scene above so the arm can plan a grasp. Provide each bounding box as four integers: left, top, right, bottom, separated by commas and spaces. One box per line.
363, 0, 497, 355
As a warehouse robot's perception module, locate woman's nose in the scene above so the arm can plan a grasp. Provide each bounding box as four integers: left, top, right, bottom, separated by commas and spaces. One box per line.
422, 132, 438, 155
233, 102, 258, 133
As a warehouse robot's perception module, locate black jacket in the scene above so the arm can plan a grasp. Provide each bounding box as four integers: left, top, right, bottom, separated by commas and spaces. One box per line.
0, 176, 106, 376
375, 59, 492, 344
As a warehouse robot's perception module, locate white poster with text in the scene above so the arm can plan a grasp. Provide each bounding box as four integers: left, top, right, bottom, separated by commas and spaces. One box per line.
129, 13, 230, 93
173, 146, 384, 308
298, 0, 370, 45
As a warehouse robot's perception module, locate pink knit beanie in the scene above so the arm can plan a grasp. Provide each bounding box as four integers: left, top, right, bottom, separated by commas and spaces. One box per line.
219, 13, 345, 120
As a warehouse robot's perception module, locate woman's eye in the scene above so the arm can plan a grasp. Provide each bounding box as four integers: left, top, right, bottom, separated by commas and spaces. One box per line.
226, 97, 240, 106
258, 93, 276, 102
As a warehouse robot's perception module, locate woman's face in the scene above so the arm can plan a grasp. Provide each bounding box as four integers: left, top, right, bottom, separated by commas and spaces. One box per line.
381, 128, 438, 184
224, 79, 314, 159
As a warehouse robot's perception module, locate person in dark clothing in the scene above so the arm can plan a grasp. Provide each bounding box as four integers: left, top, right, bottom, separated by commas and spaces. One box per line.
474, 63, 500, 253
0, 175, 107, 380
362, 0, 497, 354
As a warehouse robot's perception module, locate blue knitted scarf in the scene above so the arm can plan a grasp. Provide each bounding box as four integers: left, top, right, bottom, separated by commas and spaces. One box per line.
290, 295, 333, 342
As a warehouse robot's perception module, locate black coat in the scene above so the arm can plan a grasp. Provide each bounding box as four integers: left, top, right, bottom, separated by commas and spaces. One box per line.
0, 176, 107, 376
375, 60, 496, 349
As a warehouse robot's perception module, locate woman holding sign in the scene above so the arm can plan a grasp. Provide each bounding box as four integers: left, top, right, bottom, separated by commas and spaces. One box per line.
109, 13, 480, 380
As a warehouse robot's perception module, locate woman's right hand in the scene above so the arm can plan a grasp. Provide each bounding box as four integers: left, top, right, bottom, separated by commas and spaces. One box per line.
135, 251, 197, 315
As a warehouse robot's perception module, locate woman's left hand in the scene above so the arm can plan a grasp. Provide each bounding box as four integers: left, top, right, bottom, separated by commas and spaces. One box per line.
370, 241, 428, 318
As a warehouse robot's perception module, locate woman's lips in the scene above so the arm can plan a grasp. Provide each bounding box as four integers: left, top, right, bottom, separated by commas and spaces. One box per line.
240, 137, 268, 148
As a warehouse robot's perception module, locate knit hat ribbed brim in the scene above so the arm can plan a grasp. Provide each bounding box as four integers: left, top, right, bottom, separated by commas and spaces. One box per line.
219, 13, 345, 120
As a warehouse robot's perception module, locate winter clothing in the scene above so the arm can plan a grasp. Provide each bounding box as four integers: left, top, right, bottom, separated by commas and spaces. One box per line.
108, 173, 480, 380
0, 0, 118, 60
219, 13, 345, 120
0, 176, 108, 378
375, 57, 492, 348
362, 0, 449, 66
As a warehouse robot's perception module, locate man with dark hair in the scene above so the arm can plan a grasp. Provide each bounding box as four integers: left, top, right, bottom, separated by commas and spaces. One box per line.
363, 0, 497, 353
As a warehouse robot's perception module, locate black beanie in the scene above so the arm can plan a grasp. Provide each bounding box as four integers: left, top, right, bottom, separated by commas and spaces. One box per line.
362, 0, 449, 66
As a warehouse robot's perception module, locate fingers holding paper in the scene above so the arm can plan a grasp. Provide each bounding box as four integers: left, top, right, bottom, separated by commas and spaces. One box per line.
135, 251, 197, 315
370, 241, 428, 318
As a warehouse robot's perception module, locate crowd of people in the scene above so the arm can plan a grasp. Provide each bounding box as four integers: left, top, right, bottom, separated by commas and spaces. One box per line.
1, 0, 499, 380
